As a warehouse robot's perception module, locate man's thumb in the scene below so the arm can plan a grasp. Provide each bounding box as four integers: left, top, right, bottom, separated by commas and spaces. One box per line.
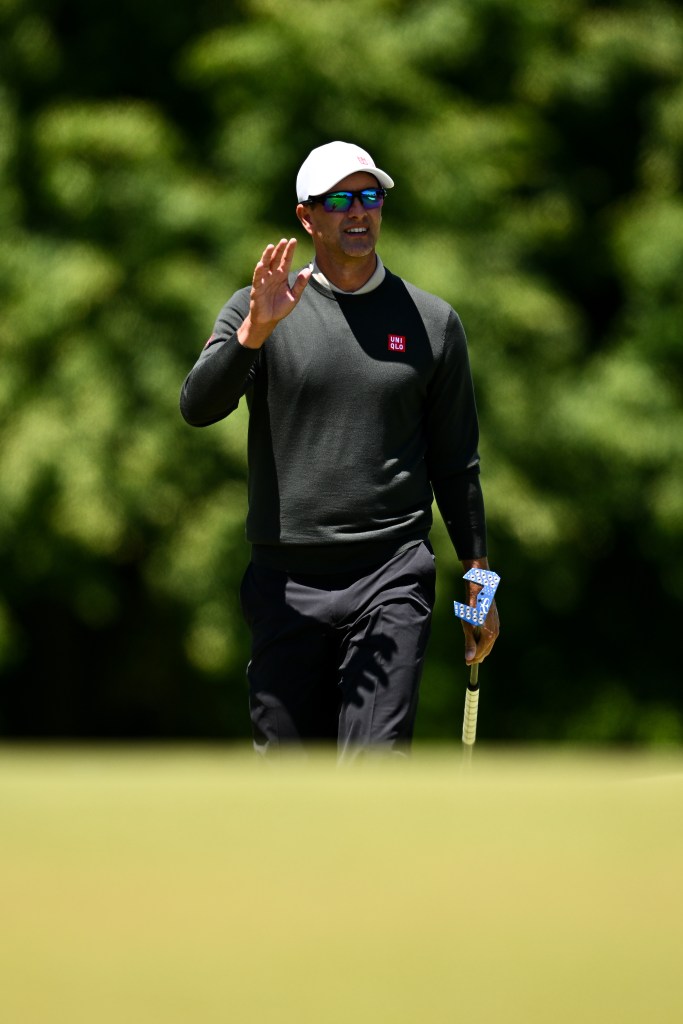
464, 625, 480, 664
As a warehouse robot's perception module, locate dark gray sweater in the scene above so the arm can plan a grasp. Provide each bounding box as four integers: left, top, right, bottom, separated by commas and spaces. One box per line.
180, 269, 487, 572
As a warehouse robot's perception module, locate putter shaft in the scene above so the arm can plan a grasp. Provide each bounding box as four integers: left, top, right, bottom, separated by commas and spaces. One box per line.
462, 661, 480, 747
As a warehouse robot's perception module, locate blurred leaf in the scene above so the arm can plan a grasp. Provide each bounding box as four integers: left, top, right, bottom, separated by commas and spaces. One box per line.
1, 0, 682, 743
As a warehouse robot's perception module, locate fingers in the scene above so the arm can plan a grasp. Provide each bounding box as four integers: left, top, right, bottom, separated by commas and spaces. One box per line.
253, 243, 276, 285
249, 238, 309, 327
257, 238, 298, 274
279, 237, 298, 272
475, 629, 496, 662
462, 622, 478, 665
291, 265, 312, 299
461, 602, 500, 665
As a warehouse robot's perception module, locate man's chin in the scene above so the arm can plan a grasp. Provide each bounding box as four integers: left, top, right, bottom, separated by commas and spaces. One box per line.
341, 239, 376, 259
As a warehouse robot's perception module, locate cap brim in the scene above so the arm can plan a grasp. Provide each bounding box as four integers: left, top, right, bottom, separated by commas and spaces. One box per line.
304, 165, 394, 200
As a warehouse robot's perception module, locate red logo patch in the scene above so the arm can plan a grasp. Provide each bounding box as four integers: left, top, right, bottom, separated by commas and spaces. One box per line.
388, 334, 406, 352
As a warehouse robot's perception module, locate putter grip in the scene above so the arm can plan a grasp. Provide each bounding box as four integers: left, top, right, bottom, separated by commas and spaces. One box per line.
462, 665, 479, 746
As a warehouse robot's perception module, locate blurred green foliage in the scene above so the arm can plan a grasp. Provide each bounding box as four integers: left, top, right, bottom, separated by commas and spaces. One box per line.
1, 0, 681, 743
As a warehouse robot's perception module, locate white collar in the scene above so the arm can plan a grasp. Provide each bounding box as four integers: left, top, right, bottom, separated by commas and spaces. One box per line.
311, 256, 386, 295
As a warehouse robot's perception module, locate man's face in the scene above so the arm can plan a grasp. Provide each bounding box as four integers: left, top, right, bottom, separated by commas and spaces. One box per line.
296, 172, 383, 262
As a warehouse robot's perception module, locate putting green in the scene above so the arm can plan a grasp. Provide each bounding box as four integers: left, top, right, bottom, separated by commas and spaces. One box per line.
1, 747, 682, 1023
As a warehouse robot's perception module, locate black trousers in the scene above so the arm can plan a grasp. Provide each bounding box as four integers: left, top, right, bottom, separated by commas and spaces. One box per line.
239, 541, 436, 757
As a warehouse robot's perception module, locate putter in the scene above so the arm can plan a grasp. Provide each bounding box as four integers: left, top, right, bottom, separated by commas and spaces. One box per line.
462, 646, 480, 765
454, 569, 500, 762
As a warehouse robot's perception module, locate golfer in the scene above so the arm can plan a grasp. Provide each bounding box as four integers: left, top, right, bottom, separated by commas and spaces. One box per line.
180, 140, 499, 756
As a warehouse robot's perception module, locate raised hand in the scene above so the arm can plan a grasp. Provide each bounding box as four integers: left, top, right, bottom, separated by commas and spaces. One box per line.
238, 238, 311, 349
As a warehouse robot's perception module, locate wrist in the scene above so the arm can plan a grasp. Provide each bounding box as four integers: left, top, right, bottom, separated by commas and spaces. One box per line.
461, 558, 490, 603
237, 316, 275, 350
461, 556, 489, 572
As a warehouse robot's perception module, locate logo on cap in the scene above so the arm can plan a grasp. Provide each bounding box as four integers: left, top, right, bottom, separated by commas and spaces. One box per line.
388, 334, 406, 352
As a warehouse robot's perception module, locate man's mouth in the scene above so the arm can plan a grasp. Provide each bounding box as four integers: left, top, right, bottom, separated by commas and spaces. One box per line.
345, 227, 368, 234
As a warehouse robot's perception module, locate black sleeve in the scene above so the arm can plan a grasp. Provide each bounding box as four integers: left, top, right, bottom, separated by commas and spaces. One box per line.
432, 466, 487, 561
179, 288, 258, 427
425, 309, 487, 559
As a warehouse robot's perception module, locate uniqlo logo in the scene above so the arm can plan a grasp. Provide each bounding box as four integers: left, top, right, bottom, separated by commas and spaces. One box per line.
388, 334, 406, 352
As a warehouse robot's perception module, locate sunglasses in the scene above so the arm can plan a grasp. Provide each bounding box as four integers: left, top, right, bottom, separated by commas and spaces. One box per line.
306, 188, 387, 213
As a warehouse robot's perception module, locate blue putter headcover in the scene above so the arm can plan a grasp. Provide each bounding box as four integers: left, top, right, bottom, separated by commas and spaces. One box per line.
454, 568, 500, 627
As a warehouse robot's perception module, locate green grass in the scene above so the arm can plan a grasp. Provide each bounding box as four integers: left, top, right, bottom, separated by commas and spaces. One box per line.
1, 746, 682, 1023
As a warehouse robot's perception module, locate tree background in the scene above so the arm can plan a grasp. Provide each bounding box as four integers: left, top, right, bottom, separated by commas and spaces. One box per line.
1, 0, 681, 744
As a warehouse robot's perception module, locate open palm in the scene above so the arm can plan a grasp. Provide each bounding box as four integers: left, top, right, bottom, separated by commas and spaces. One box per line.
249, 237, 311, 327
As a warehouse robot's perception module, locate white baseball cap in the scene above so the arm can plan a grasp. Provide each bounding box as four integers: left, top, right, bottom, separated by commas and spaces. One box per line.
296, 141, 395, 202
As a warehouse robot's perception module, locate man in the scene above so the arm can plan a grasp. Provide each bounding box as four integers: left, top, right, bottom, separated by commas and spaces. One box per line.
180, 140, 499, 756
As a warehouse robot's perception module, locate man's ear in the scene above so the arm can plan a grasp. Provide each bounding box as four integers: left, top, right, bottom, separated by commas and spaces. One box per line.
296, 203, 315, 237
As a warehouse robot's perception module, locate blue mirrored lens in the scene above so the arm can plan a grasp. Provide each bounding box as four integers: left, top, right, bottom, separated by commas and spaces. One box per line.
323, 193, 353, 212
360, 190, 384, 209
321, 189, 385, 212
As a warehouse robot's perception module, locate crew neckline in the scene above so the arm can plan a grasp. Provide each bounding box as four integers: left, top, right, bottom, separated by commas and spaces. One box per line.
310, 256, 386, 295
